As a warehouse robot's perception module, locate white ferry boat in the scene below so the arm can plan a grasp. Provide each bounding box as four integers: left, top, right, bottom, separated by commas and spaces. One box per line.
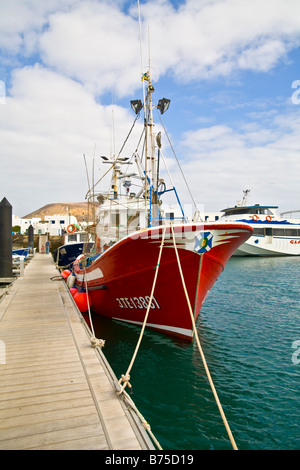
219, 194, 300, 256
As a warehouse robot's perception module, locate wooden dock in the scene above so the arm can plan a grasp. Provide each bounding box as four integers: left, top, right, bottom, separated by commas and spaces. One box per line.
0, 253, 155, 450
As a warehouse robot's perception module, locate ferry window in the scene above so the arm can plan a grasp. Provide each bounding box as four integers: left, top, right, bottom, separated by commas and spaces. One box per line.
285, 228, 297, 237
265, 228, 272, 236
259, 208, 272, 215
273, 228, 285, 236
253, 228, 264, 235
224, 208, 252, 216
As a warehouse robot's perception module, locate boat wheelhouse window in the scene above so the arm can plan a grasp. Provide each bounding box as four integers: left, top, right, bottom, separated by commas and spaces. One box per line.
258, 208, 272, 215
111, 211, 120, 226
79, 234, 88, 242
224, 208, 254, 216
68, 234, 77, 242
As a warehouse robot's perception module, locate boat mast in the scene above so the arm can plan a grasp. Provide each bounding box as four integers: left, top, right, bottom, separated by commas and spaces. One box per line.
145, 72, 157, 194
111, 108, 119, 200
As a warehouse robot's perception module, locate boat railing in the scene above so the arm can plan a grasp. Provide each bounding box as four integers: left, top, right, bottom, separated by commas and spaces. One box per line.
280, 209, 300, 219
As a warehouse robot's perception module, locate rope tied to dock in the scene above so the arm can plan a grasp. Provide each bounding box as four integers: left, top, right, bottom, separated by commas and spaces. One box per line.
90, 337, 105, 349
119, 373, 132, 393
121, 387, 162, 450
170, 224, 238, 451
117, 226, 167, 397
83, 268, 106, 350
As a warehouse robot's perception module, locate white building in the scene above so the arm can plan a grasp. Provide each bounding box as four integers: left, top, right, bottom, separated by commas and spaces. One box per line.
12, 214, 79, 236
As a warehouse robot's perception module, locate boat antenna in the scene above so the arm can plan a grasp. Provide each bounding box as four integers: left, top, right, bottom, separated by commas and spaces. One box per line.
92, 143, 96, 223
137, 0, 150, 223
241, 189, 251, 206
83, 153, 92, 226
138, 0, 146, 113
83, 153, 91, 196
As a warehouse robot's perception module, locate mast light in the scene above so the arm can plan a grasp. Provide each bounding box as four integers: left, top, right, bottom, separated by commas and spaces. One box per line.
157, 98, 170, 115
130, 99, 143, 115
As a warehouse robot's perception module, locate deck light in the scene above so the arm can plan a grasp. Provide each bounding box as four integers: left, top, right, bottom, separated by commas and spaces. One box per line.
157, 98, 170, 114
130, 99, 143, 115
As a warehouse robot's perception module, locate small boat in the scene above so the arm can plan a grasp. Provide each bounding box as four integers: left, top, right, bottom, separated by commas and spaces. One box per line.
70, 70, 253, 341
219, 190, 300, 256
12, 247, 31, 265
12, 247, 31, 259
53, 227, 94, 268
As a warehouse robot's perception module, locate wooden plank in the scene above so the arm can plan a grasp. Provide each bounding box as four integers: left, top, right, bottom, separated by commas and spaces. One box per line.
0, 396, 95, 420
0, 253, 154, 450
0, 390, 93, 412
0, 424, 108, 450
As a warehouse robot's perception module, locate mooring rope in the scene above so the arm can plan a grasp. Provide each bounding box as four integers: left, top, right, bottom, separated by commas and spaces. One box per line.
122, 387, 163, 450
83, 268, 105, 349
115, 226, 167, 450
117, 226, 167, 396
170, 224, 238, 451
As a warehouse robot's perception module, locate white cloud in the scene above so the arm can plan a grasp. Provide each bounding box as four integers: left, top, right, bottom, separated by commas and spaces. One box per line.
0, 65, 142, 215
0, 0, 78, 54
38, 1, 141, 97
176, 109, 300, 212
139, 0, 300, 82
2, 0, 299, 96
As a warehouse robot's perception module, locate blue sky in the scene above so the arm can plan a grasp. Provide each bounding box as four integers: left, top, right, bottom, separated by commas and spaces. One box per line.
1, 0, 300, 217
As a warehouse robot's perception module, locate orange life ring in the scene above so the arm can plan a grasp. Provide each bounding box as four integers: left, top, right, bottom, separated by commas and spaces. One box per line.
266, 215, 272, 221
252, 215, 259, 221
67, 224, 77, 233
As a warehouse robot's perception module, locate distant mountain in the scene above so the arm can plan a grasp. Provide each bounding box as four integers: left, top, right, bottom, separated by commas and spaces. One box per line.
23, 202, 90, 222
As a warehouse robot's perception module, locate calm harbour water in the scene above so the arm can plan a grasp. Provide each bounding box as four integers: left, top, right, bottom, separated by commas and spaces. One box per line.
91, 256, 300, 450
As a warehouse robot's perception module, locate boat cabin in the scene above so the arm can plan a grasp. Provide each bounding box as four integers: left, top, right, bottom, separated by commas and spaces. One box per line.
221, 204, 278, 217
63, 231, 92, 245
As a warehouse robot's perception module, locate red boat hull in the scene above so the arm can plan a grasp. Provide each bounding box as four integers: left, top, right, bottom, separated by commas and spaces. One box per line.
73, 223, 252, 340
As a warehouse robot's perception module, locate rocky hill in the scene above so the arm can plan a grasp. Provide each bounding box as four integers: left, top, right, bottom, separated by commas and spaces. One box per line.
23, 202, 90, 222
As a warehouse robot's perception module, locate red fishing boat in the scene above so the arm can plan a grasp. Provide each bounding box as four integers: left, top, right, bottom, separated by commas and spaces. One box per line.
73, 223, 252, 340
